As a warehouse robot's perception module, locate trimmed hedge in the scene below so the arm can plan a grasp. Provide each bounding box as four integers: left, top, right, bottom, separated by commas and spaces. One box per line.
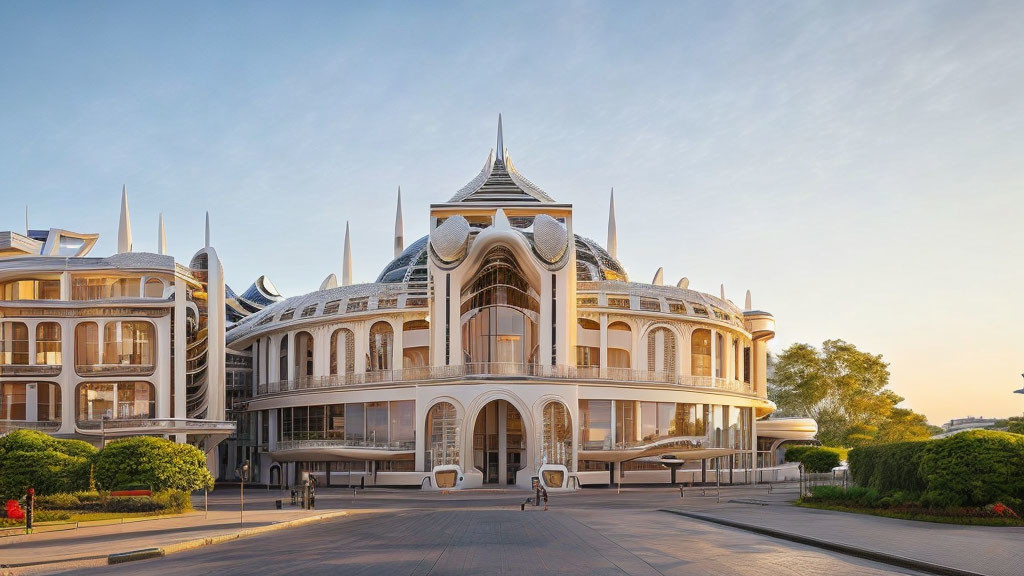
94, 436, 214, 493
849, 430, 1024, 508
848, 441, 927, 495
0, 431, 97, 500
919, 431, 1024, 508
785, 445, 845, 472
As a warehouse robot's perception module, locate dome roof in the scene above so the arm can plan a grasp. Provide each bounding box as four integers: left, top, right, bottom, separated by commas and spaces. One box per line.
377, 235, 429, 283
377, 232, 628, 283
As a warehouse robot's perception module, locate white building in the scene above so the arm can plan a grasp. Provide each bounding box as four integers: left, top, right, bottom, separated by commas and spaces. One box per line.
0, 193, 233, 476
227, 118, 806, 490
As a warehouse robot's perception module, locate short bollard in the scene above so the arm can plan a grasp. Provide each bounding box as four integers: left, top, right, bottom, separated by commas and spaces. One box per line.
275, 499, 282, 510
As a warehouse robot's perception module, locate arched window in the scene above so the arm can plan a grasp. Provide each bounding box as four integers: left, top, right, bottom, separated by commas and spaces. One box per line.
75, 322, 100, 372
460, 246, 540, 365
576, 318, 600, 368
425, 401, 458, 468
0, 322, 29, 365
35, 322, 61, 365
144, 278, 164, 298
646, 327, 676, 374
102, 321, 154, 368
330, 328, 354, 376
368, 322, 393, 371
76, 381, 154, 424
607, 321, 631, 369
402, 319, 429, 369
541, 401, 573, 470
691, 329, 712, 377
293, 331, 314, 379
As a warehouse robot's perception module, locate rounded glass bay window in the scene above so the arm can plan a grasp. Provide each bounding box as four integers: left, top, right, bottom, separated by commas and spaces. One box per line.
460, 246, 540, 366
75, 381, 155, 427
541, 401, 572, 470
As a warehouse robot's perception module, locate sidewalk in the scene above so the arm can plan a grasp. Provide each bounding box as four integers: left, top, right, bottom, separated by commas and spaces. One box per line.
663, 485, 1024, 576
0, 490, 351, 572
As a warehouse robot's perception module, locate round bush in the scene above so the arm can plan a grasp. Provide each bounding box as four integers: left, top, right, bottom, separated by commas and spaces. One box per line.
94, 436, 214, 493
797, 447, 842, 473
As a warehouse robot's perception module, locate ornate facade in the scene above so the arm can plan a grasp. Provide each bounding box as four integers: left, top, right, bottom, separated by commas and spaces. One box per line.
227, 118, 789, 490
0, 191, 233, 476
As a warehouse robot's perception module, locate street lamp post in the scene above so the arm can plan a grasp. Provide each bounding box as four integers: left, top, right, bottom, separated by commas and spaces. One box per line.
100, 415, 111, 447
239, 460, 250, 528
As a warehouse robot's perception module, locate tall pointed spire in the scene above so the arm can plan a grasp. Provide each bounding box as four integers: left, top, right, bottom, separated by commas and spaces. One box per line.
607, 188, 617, 259
24, 205, 28, 236
117, 184, 133, 254
745, 290, 752, 311
204, 211, 211, 248
342, 221, 353, 286
158, 213, 167, 255
394, 187, 404, 258
496, 114, 504, 164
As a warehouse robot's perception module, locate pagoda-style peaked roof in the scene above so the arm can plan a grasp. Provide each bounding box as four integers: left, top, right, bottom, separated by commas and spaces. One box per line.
448, 115, 555, 203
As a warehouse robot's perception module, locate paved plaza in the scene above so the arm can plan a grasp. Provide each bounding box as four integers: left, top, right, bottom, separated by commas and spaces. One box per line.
4, 485, 1022, 575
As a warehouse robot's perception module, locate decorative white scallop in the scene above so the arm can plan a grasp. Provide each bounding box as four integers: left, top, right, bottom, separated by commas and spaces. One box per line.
430, 214, 471, 263
676, 277, 690, 289
532, 214, 568, 263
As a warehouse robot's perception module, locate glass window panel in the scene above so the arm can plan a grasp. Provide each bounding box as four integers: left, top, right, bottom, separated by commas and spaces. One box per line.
345, 402, 365, 442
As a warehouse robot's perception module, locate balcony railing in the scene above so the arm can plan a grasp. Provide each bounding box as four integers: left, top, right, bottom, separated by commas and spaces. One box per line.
0, 364, 62, 376
0, 420, 61, 433
256, 364, 755, 397
75, 363, 155, 376
276, 439, 416, 452
75, 418, 236, 434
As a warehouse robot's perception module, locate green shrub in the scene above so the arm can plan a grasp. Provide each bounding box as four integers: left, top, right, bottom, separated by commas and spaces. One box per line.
849, 441, 927, 495
94, 436, 214, 493
0, 431, 97, 499
0, 450, 93, 500
35, 493, 81, 510
104, 497, 163, 514
151, 490, 193, 512
919, 430, 1024, 508
782, 445, 816, 463
793, 447, 842, 472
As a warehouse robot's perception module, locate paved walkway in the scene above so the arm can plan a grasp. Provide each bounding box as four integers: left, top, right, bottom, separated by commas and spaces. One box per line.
665, 484, 1024, 576
0, 490, 346, 571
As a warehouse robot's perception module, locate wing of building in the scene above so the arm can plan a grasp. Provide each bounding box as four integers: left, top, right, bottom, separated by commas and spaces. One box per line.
223, 118, 804, 490
0, 209, 234, 477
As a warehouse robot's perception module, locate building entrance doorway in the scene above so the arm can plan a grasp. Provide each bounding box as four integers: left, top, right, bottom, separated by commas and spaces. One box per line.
472, 400, 525, 485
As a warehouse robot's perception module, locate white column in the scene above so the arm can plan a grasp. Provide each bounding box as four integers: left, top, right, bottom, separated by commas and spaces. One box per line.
391, 319, 404, 371
354, 323, 367, 374
498, 401, 508, 484
710, 330, 718, 379
27, 320, 37, 365
156, 314, 172, 418
286, 332, 296, 382
599, 314, 608, 378
25, 382, 38, 422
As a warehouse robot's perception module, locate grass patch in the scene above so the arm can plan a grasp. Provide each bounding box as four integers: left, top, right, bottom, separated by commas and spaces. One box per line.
796, 500, 1024, 527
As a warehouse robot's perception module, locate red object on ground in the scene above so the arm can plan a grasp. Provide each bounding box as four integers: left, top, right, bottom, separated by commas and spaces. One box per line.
110, 490, 151, 497
5, 500, 25, 521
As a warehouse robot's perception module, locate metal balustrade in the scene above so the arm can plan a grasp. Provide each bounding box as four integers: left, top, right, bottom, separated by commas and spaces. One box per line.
256, 363, 755, 397
0, 420, 61, 433
276, 438, 416, 451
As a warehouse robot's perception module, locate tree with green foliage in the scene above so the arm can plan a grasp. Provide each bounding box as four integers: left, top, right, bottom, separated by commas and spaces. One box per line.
1007, 417, 1024, 435
93, 436, 214, 493
769, 339, 934, 446
0, 430, 97, 499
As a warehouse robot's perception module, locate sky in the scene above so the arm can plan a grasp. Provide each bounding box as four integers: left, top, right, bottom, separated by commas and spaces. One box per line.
2, 1, 1022, 425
